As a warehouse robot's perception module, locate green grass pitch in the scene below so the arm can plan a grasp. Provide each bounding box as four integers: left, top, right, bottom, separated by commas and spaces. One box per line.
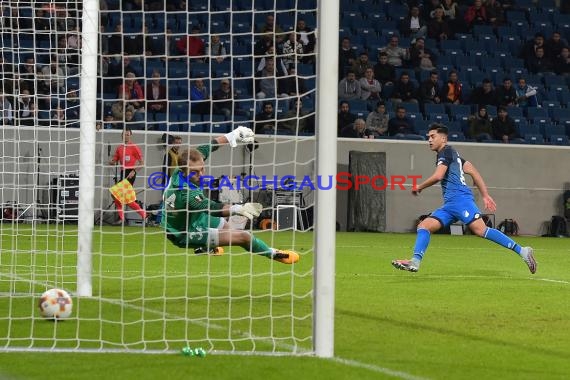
1, 227, 570, 380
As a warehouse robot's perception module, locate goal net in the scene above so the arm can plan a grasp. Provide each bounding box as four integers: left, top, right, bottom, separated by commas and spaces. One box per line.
0, 0, 336, 355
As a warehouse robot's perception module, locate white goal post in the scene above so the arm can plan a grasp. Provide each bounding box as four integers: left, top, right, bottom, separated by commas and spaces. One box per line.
0, 0, 337, 357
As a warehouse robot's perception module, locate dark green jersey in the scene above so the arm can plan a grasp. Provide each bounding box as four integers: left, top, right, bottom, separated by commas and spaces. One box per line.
161, 144, 224, 233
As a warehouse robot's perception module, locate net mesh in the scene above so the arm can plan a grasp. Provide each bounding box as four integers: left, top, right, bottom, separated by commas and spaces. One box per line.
0, 0, 318, 354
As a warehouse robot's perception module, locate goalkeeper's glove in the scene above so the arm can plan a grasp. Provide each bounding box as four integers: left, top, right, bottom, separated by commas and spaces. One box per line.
230, 203, 263, 220
224, 126, 255, 148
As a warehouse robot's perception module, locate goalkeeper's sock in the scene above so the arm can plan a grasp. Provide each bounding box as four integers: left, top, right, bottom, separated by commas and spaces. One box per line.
250, 236, 273, 258
412, 228, 431, 262
127, 201, 147, 219
483, 227, 522, 254
114, 199, 124, 221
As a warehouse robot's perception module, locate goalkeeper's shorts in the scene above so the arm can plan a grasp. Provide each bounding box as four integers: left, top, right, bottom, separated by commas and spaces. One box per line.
166, 218, 226, 248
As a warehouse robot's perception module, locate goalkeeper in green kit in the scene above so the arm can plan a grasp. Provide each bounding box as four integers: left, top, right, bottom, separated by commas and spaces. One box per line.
161, 126, 299, 264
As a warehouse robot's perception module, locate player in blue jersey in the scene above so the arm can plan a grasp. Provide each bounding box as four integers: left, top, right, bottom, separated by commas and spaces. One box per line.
392, 123, 537, 274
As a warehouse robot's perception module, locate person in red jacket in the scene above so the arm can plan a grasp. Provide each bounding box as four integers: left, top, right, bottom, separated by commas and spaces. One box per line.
464, 0, 488, 30
176, 25, 205, 60
109, 128, 146, 222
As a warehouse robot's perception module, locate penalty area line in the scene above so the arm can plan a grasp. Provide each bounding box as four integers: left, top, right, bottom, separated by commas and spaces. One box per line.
331, 356, 430, 380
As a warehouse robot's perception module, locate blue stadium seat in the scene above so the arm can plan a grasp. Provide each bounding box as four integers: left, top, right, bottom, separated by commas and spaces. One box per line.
472, 25, 493, 36
448, 105, 471, 120
544, 76, 567, 90
551, 108, 570, 122
543, 125, 566, 140
429, 113, 450, 122
506, 106, 523, 118
549, 135, 570, 145
167, 61, 189, 78
526, 107, 549, 119
424, 103, 446, 115
518, 124, 540, 136
448, 132, 466, 141
399, 102, 420, 114
524, 134, 544, 144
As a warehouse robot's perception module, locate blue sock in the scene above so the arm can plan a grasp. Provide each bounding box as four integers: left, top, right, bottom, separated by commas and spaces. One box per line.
483, 227, 522, 255
412, 228, 431, 262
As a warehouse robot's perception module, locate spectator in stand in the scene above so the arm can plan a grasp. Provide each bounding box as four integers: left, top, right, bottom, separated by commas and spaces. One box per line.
409, 37, 437, 73
255, 101, 276, 134
470, 78, 497, 107
338, 70, 362, 101
441, 0, 461, 33
520, 33, 545, 63
50, 103, 67, 128
340, 118, 374, 139
491, 106, 519, 143
278, 98, 312, 134
118, 72, 145, 114
0, 91, 14, 126
39, 56, 65, 95
254, 33, 275, 57
212, 78, 234, 119
338, 100, 357, 136
206, 35, 227, 63
111, 93, 131, 121
124, 108, 144, 130
515, 78, 538, 109
19, 56, 36, 94
424, 0, 443, 21
296, 19, 316, 63
400, 6, 428, 39
380, 36, 409, 67
366, 101, 389, 137
374, 52, 396, 86
441, 70, 463, 104
351, 52, 373, 79
527, 46, 552, 74
495, 77, 517, 107
419, 70, 442, 105
339, 37, 357, 80
255, 57, 287, 99
107, 23, 123, 55
553, 46, 570, 75
359, 68, 382, 105
279, 67, 307, 97
282, 32, 304, 70
468, 105, 493, 142
258, 14, 285, 46
256, 45, 288, 76
388, 106, 416, 137
146, 69, 167, 115
486, 0, 507, 27
428, 7, 452, 41
176, 25, 205, 61
190, 78, 210, 115
391, 71, 418, 105
124, 24, 144, 56
545, 31, 568, 61
464, 0, 488, 31
66, 87, 80, 128
15, 88, 35, 126
145, 25, 165, 56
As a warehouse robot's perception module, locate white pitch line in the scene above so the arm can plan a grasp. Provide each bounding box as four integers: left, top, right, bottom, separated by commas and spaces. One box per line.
331, 357, 430, 380
531, 278, 570, 284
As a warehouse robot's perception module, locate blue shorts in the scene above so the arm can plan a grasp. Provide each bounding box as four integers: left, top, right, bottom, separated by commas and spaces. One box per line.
429, 199, 482, 228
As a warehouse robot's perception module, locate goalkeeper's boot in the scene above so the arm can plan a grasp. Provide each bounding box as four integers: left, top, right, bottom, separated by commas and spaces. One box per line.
520, 246, 537, 274
194, 246, 225, 256
391, 259, 419, 272
272, 250, 300, 264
